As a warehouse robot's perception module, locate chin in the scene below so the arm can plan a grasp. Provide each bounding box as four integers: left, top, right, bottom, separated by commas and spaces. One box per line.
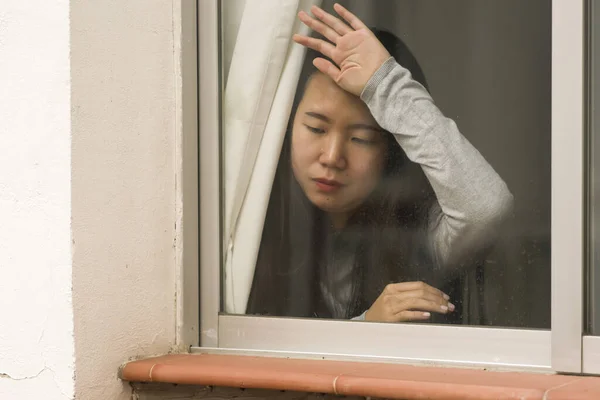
314, 204, 343, 213
308, 197, 347, 214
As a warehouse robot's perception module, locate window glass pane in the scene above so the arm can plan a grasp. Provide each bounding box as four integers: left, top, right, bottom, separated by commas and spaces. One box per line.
221, 0, 551, 328
588, 0, 600, 335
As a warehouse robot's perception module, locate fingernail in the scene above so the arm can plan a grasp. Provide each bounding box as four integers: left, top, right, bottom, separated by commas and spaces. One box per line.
443, 294, 450, 300
423, 312, 431, 317
440, 305, 448, 311
448, 303, 455, 311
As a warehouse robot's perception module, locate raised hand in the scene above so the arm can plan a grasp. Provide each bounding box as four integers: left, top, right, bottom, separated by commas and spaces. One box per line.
292, 3, 391, 97
365, 281, 455, 323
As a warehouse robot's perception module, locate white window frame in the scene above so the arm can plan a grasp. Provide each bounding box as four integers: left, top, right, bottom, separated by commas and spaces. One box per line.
584, 0, 600, 375
194, 0, 588, 374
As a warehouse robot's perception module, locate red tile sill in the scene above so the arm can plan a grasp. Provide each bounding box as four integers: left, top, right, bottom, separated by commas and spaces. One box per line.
120, 354, 600, 400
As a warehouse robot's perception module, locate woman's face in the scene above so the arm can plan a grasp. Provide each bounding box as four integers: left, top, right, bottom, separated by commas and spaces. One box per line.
291, 72, 387, 225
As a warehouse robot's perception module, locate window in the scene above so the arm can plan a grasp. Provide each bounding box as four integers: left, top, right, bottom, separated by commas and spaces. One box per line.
198, 0, 588, 373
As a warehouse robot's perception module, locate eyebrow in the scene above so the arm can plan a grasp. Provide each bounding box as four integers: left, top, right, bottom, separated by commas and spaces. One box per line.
304, 111, 383, 133
304, 111, 331, 123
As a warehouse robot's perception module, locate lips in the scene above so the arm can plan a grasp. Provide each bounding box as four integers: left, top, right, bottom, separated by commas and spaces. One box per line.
313, 178, 343, 193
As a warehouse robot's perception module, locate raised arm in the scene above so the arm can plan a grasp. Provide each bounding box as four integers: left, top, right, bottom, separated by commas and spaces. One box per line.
361, 58, 513, 270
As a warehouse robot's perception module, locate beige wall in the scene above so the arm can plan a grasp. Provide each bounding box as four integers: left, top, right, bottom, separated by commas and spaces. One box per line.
71, 1, 180, 399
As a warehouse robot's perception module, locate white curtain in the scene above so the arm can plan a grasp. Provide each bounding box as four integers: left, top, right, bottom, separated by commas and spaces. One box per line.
223, 0, 322, 314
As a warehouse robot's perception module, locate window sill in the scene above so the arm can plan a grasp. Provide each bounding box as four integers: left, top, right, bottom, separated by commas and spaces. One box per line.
120, 354, 600, 399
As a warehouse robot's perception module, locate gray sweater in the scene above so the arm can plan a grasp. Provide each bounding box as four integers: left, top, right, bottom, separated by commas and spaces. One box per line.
320, 57, 514, 321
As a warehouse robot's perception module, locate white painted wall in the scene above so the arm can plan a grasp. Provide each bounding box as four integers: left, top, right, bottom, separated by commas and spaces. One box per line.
1, 1, 180, 399
0, 1, 75, 399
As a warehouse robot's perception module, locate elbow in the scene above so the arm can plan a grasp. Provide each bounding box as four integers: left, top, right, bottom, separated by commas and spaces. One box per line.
482, 184, 514, 227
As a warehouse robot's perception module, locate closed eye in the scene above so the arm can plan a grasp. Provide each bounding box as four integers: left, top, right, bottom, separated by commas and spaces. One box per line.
351, 136, 377, 145
304, 124, 325, 134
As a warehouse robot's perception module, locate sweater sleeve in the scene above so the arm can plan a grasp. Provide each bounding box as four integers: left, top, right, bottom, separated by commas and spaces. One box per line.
351, 311, 367, 321
360, 57, 514, 272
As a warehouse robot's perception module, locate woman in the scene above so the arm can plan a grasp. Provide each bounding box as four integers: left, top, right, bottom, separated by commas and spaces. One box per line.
245, 4, 513, 323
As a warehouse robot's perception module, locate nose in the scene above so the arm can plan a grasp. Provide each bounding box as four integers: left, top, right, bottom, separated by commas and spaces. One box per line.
319, 133, 347, 170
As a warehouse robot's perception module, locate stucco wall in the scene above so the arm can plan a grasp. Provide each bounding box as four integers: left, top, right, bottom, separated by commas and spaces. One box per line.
0, 1, 75, 399
70, 1, 178, 399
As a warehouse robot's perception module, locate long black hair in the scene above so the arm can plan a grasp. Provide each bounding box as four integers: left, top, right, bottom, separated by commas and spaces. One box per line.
246, 29, 456, 320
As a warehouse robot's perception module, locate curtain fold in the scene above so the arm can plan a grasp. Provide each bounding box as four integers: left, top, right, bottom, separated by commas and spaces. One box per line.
224, 0, 322, 314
